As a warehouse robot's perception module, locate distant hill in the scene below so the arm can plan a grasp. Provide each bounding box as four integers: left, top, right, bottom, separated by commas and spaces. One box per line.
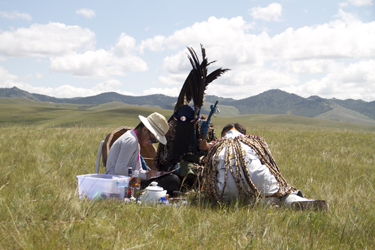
329, 98, 375, 120
1, 86, 375, 125
0, 86, 176, 109
232, 89, 332, 117
315, 103, 375, 126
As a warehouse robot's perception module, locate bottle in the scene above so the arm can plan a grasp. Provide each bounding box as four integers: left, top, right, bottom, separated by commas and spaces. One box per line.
129, 170, 141, 200
128, 166, 133, 177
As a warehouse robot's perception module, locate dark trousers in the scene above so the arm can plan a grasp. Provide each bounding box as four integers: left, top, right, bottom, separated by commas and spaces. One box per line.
141, 173, 181, 195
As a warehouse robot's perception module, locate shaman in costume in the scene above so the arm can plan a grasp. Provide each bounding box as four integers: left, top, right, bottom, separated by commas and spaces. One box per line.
203, 125, 328, 211
154, 45, 228, 188
155, 107, 204, 179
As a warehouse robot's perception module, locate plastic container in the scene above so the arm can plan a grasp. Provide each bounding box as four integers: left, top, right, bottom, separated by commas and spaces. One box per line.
76, 174, 130, 200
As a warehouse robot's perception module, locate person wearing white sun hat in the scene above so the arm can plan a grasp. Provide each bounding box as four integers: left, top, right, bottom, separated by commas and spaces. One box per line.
105, 112, 181, 194
138, 113, 168, 145
105, 112, 169, 179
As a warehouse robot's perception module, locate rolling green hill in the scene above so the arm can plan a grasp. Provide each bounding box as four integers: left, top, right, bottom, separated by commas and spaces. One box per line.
232, 89, 332, 117
315, 103, 375, 126
1, 97, 375, 132
330, 98, 375, 120
1, 87, 375, 126
0, 97, 171, 128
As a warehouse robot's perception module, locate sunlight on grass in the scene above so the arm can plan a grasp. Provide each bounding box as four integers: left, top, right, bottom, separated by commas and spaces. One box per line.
1, 125, 374, 249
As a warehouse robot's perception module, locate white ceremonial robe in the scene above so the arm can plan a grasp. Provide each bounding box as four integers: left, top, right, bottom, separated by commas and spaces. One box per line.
214, 129, 279, 202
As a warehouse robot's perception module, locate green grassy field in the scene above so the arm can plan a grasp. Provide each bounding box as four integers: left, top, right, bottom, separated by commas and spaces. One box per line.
1, 99, 375, 249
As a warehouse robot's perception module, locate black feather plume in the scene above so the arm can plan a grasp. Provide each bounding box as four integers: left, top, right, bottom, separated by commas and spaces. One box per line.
174, 44, 229, 118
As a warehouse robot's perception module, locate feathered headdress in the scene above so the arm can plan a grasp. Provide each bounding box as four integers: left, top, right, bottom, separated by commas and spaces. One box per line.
167, 44, 229, 161
173, 44, 229, 119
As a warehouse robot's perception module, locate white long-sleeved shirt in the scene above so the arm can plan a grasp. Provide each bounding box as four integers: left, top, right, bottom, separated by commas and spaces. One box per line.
214, 129, 279, 201
105, 130, 148, 180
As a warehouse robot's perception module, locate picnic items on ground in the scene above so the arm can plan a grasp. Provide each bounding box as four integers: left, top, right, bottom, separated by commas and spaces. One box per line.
77, 174, 130, 200
139, 182, 168, 205
129, 170, 141, 200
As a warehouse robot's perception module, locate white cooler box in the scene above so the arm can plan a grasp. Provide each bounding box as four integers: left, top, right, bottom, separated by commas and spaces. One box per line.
77, 174, 130, 200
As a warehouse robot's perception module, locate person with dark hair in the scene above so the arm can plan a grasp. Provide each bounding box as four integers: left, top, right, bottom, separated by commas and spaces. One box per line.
221, 123, 246, 137
203, 123, 328, 211
198, 122, 247, 164
105, 112, 180, 194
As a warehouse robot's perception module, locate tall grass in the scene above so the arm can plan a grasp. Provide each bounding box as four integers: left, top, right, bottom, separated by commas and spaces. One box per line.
0, 125, 374, 249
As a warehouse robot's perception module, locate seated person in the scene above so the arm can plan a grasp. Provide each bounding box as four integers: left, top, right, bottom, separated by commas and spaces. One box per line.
105, 112, 180, 195
154, 105, 213, 191
203, 123, 328, 211
153, 45, 227, 193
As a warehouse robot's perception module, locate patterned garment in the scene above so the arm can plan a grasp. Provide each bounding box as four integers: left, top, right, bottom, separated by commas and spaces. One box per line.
203, 130, 296, 202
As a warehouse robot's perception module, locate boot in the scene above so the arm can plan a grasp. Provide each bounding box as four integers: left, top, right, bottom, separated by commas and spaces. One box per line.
282, 190, 328, 212
291, 200, 328, 211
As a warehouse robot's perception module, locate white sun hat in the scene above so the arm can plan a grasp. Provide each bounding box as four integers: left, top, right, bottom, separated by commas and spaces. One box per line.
139, 112, 169, 145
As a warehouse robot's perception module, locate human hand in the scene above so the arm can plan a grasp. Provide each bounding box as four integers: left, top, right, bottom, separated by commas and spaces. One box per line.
200, 156, 207, 165
198, 139, 210, 151
146, 170, 158, 179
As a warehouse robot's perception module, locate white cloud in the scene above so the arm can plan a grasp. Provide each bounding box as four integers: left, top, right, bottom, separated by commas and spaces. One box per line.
0, 66, 18, 83
286, 60, 375, 100
139, 16, 252, 53
0, 22, 95, 57
158, 73, 186, 86
93, 79, 122, 90
0, 10, 32, 21
42, 85, 98, 98
93, 79, 134, 96
1, 5, 374, 101
44, 82, 134, 98
112, 33, 137, 56
139, 35, 166, 53
0, 66, 47, 94
76, 8, 96, 19
138, 10, 375, 101
267, 10, 375, 60
160, 50, 191, 75
277, 59, 342, 74
202, 66, 299, 99
144, 16, 266, 82
0, 66, 126, 98
348, 0, 374, 6
340, 0, 373, 7
49, 33, 148, 78
0, 76, 116, 99
142, 87, 180, 97
249, 3, 283, 22
0, 67, 47, 92
339, 2, 349, 8
335, 8, 361, 23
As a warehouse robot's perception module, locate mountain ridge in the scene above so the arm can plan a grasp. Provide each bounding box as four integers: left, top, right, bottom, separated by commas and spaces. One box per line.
1, 86, 375, 125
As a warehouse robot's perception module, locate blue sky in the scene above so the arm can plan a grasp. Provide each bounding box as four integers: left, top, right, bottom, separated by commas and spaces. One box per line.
0, 0, 374, 101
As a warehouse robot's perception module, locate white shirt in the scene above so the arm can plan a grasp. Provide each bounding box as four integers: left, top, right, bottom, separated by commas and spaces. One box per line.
214, 129, 279, 201
105, 130, 148, 180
